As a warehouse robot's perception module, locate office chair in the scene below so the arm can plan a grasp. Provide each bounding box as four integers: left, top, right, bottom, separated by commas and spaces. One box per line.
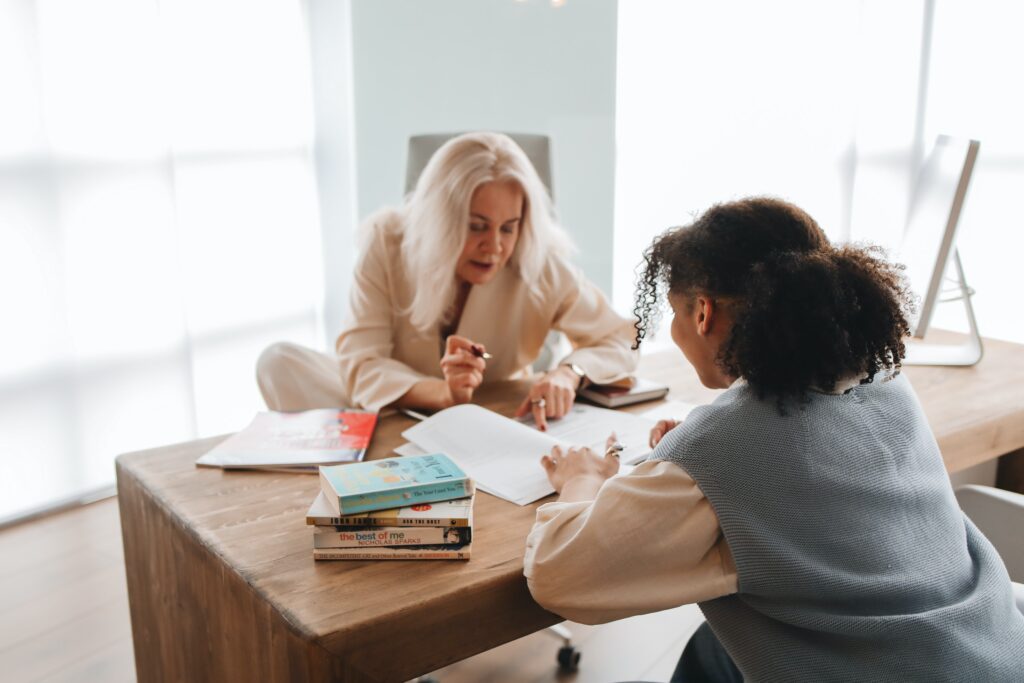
405, 132, 554, 200
406, 132, 581, 674
955, 484, 1024, 612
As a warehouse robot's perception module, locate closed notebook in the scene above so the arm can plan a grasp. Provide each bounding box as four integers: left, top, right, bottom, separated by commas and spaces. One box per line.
318, 453, 474, 515
578, 377, 670, 408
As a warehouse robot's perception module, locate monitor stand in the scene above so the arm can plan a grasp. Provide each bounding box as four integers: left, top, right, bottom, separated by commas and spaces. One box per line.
903, 250, 983, 366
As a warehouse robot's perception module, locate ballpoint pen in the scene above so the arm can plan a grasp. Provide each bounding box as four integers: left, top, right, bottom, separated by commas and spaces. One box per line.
470, 346, 493, 360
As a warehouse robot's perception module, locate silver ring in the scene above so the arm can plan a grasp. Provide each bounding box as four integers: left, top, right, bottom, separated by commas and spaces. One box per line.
531, 397, 547, 409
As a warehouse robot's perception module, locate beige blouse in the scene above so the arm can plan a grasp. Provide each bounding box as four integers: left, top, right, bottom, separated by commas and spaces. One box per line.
335, 210, 638, 411
524, 459, 738, 625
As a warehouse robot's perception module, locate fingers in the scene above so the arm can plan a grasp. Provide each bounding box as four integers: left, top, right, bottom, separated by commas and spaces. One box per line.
533, 399, 548, 431
444, 335, 479, 355
649, 425, 662, 448
549, 384, 572, 419
542, 446, 562, 467
527, 373, 577, 422
649, 419, 680, 448
514, 396, 530, 418
440, 349, 486, 374
605, 431, 618, 451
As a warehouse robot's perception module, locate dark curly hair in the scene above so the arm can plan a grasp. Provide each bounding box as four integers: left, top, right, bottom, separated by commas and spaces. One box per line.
633, 197, 915, 404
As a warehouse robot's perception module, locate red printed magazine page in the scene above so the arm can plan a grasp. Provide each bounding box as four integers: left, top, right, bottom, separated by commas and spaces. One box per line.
196, 409, 378, 470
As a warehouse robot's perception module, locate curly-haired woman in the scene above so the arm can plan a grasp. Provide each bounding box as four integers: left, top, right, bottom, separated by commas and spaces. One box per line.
256, 133, 636, 426
524, 197, 1024, 681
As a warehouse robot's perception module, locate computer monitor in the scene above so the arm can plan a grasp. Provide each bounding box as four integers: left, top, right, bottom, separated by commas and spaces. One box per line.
898, 135, 981, 365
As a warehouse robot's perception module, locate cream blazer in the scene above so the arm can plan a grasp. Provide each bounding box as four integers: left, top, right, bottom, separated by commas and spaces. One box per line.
336, 210, 638, 411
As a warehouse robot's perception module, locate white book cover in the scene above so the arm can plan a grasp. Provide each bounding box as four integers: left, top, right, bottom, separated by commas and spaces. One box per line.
196, 409, 377, 469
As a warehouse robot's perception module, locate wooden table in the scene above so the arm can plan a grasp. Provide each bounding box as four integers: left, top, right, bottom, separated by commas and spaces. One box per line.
117, 335, 1024, 682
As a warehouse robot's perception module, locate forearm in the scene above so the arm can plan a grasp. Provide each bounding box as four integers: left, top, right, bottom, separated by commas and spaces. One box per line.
557, 474, 607, 503
394, 378, 454, 411
525, 461, 738, 625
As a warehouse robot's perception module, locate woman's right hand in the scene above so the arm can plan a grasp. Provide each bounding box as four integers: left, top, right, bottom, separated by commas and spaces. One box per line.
440, 335, 487, 405
649, 418, 681, 448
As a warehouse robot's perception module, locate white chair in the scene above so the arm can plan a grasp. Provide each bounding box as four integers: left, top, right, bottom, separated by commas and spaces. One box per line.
955, 484, 1024, 612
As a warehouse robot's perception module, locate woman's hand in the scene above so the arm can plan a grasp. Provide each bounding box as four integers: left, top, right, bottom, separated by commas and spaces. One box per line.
540, 435, 621, 496
649, 419, 681, 448
440, 335, 487, 406
515, 366, 581, 431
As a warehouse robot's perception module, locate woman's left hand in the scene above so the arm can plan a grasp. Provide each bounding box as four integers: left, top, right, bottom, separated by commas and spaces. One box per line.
514, 366, 581, 431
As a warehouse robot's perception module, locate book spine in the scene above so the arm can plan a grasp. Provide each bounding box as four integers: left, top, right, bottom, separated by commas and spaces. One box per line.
313, 526, 472, 548
336, 480, 473, 515
312, 546, 471, 560
306, 515, 471, 527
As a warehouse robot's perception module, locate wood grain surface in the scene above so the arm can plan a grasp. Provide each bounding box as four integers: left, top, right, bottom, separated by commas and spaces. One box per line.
117, 334, 1024, 682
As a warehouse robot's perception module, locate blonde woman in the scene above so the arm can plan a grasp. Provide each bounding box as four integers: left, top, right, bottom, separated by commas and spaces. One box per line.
257, 132, 637, 427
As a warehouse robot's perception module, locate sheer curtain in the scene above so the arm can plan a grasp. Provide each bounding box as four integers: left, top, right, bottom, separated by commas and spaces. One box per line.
615, 0, 1024, 347
0, 0, 328, 523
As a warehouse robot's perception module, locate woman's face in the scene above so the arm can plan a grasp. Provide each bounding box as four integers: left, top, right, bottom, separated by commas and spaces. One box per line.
455, 180, 523, 285
669, 291, 735, 390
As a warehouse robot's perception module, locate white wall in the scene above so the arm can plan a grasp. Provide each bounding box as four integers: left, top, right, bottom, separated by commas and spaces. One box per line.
349, 0, 619, 294
616, 1, 1024, 346
305, 0, 359, 347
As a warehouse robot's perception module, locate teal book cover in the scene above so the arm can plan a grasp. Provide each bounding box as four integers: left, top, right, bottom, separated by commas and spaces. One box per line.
319, 453, 474, 515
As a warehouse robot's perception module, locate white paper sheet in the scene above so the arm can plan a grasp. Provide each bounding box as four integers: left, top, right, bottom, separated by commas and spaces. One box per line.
401, 403, 657, 505
533, 403, 655, 466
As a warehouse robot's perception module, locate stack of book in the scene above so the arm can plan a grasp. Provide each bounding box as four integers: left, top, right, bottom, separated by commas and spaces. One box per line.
308, 453, 474, 560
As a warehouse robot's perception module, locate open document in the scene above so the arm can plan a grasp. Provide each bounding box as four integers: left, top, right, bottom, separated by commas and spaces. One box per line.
400, 402, 695, 505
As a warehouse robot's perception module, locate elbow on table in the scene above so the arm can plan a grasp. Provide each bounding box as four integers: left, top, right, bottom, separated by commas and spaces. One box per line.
525, 559, 607, 626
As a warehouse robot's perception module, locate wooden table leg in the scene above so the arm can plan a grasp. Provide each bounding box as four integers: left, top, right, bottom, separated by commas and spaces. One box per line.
996, 447, 1024, 495
116, 463, 344, 682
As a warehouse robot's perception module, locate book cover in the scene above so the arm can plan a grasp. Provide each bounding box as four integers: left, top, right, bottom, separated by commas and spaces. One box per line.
312, 543, 472, 561
578, 378, 669, 408
319, 453, 474, 515
196, 409, 377, 469
312, 525, 471, 548
305, 491, 474, 527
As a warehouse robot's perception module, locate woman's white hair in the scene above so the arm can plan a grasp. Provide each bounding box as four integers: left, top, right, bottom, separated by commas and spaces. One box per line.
399, 131, 573, 332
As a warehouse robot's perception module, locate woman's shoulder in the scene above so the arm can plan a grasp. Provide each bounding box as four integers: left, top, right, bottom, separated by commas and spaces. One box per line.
533, 251, 585, 294
664, 383, 788, 448
357, 207, 405, 256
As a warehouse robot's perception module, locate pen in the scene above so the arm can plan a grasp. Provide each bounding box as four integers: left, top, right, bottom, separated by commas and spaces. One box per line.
399, 408, 430, 421
470, 346, 493, 360
605, 441, 624, 459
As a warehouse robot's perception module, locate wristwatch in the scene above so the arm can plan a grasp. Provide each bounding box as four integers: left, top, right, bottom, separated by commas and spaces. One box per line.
561, 362, 587, 388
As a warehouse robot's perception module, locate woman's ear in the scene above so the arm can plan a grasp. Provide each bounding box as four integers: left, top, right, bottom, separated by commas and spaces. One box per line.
695, 297, 714, 336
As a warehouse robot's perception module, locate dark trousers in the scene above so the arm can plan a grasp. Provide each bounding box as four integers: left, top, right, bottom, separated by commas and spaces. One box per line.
670, 622, 743, 683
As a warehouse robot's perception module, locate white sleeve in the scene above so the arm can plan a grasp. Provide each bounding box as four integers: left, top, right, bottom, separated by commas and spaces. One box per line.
524, 460, 737, 624
549, 261, 639, 384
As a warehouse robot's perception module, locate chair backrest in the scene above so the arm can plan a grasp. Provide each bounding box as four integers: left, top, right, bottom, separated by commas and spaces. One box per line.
404, 132, 553, 198
956, 484, 1024, 582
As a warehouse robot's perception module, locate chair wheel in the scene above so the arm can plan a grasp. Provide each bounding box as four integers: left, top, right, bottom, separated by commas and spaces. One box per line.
557, 645, 581, 672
